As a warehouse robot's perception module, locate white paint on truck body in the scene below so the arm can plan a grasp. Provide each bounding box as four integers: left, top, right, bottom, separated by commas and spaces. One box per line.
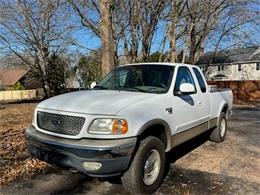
34, 63, 233, 150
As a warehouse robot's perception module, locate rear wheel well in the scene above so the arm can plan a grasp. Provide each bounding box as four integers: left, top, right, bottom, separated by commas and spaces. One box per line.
139, 124, 168, 150
221, 104, 229, 119
222, 105, 228, 113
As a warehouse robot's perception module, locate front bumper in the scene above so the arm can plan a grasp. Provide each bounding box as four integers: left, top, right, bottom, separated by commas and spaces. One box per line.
25, 126, 137, 177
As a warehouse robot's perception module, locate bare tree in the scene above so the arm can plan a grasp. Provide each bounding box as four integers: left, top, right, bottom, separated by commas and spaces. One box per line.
181, 0, 259, 65
182, 0, 231, 64
165, 0, 187, 62
69, 0, 116, 76
139, 0, 165, 61
114, 0, 165, 63
116, 0, 258, 66
113, 0, 140, 63
0, 0, 75, 96
205, 0, 260, 66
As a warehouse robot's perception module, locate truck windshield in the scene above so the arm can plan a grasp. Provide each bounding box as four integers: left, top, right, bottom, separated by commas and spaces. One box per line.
94, 65, 174, 94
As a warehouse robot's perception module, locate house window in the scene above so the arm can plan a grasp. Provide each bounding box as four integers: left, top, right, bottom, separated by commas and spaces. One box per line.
238, 64, 241, 71
218, 65, 224, 71
257, 63, 260, 71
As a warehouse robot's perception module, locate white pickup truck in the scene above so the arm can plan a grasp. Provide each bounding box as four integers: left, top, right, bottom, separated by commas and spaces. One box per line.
26, 63, 232, 194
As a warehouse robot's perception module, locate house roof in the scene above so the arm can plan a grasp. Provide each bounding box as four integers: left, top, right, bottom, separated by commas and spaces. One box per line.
250, 47, 260, 60
0, 67, 28, 86
198, 46, 260, 65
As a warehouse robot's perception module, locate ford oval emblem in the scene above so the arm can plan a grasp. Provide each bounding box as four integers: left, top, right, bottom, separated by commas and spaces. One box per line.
51, 119, 61, 126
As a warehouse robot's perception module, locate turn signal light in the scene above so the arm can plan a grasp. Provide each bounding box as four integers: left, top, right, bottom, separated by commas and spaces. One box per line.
112, 119, 128, 134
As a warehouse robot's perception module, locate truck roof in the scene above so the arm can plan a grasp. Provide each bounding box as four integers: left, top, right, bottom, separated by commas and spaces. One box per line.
119, 62, 198, 68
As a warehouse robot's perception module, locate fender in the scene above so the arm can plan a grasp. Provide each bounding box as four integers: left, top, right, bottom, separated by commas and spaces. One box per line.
218, 103, 229, 120
137, 119, 172, 152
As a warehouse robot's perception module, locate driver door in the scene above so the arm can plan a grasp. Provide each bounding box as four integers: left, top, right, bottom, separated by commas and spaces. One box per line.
170, 66, 200, 146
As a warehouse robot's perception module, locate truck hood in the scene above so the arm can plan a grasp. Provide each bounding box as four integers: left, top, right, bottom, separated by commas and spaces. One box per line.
37, 90, 154, 115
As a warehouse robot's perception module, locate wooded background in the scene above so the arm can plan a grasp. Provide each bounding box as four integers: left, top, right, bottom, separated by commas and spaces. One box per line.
0, 0, 259, 97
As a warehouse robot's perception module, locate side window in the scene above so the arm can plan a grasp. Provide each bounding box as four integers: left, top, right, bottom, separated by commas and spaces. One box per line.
193, 67, 207, 93
174, 67, 196, 95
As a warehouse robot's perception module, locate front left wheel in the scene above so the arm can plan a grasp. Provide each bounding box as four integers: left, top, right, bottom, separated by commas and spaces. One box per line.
121, 136, 166, 194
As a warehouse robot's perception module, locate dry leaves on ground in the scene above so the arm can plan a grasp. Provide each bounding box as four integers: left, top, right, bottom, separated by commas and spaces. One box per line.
0, 103, 47, 188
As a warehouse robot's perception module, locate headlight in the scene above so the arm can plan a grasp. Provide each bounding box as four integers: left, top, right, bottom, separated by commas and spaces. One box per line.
88, 118, 128, 135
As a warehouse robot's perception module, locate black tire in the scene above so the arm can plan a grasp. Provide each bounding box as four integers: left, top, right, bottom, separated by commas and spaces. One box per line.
210, 112, 227, 142
121, 136, 166, 194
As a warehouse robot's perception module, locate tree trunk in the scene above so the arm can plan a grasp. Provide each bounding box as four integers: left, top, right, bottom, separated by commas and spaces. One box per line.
168, 26, 177, 62
167, 1, 179, 63
189, 25, 196, 64
159, 34, 167, 62
182, 48, 186, 63
121, 28, 131, 64
100, 0, 115, 76
141, 27, 153, 62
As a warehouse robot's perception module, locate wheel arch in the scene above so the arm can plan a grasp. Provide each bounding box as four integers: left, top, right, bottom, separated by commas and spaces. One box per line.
137, 119, 172, 152
219, 103, 229, 120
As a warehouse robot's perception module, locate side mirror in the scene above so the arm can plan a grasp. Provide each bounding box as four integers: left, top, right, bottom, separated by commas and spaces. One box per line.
90, 81, 97, 89
179, 83, 195, 94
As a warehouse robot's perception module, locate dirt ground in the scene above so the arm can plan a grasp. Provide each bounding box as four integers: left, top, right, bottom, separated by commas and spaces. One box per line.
0, 103, 260, 194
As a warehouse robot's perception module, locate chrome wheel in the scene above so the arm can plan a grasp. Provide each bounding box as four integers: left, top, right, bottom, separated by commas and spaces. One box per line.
143, 149, 161, 185
220, 118, 226, 137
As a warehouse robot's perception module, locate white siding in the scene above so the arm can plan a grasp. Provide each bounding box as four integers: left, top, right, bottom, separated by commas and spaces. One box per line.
204, 62, 260, 80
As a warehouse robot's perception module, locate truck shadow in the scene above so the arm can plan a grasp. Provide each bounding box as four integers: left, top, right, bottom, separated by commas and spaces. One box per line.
104, 165, 260, 195
103, 130, 212, 186
166, 130, 211, 165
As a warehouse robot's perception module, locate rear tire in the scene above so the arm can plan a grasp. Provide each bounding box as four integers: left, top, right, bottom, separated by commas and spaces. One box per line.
210, 112, 227, 142
121, 136, 166, 194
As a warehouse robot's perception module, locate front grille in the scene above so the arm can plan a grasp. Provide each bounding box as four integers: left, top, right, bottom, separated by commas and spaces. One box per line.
37, 111, 85, 135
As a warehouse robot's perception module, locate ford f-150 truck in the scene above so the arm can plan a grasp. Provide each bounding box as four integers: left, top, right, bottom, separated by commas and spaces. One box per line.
26, 63, 233, 194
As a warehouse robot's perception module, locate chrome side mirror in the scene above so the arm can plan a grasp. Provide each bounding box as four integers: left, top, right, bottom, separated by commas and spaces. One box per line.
90, 81, 97, 89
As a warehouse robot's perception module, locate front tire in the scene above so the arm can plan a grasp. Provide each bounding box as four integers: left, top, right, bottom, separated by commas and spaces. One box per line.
121, 136, 166, 194
210, 112, 227, 142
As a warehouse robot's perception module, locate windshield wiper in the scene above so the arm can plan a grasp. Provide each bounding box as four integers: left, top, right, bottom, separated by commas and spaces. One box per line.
124, 86, 147, 92
93, 85, 108, 90
93, 85, 146, 92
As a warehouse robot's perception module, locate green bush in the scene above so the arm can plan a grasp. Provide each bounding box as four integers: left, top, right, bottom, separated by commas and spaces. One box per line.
11, 82, 25, 90
77, 51, 102, 87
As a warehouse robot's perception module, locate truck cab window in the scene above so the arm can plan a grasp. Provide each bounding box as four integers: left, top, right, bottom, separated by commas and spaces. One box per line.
174, 67, 196, 94
193, 67, 207, 93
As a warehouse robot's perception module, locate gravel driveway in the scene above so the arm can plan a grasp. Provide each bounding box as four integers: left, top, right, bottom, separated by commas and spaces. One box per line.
1, 107, 260, 194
